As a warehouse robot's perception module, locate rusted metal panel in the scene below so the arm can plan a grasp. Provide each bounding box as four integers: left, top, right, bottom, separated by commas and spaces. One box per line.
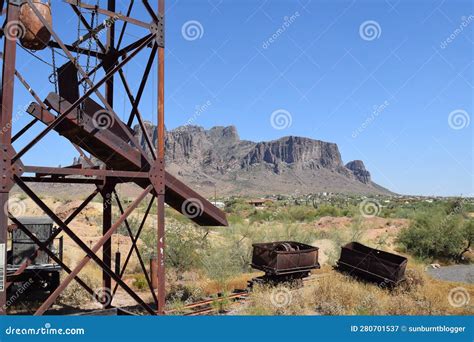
337, 242, 407, 285
251, 241, 320, 276
57, 62, 79, 104
11, 217, 54, 265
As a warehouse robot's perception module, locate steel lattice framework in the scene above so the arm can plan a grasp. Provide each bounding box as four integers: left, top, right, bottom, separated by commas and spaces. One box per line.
0, 0, 227, 315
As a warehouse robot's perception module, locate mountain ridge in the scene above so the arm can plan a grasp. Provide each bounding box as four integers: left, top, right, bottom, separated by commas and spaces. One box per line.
136, 123, 391, 196
72, 123, 391, 196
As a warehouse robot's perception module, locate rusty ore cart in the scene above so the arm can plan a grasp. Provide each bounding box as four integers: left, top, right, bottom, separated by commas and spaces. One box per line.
250, 241, 320, 286
336, 242, 407, 286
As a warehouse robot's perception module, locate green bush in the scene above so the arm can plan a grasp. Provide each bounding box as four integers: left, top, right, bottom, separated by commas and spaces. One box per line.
397, 212, 468, 261
132, 274, 148, 290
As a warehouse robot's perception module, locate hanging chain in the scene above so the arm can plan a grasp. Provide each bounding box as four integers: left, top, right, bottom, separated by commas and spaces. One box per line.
48, 46, 58, 94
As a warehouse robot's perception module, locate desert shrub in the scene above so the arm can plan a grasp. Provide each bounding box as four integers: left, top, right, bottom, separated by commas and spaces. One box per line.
210, 292, 233, 313
165, 223, 208, 275
139, 222, 208, 275
397, 268, 426, 293
132, 274, 148, 291
397, 212, 467, 261
202, 245, 241, 292
315, 205, 342, 218
225, 199, 252, 213
59, 272, 100, 307
284, 206, 318, 222
460, 219, 474, 261
115, 213, 141, 236
166, 283, 204, 303
228, 214, 245, 225
249, 209, 275, 223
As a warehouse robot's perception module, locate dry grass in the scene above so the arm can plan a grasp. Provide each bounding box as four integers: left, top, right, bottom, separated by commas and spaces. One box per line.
58, 266, 101, 308
242, 267, 474, 316
201, 272, 257, 294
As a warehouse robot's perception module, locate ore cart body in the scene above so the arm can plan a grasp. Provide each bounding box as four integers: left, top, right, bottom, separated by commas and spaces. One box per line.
7, 217, 63, 300
251, 241, 320, 277
337, 242, 407, 286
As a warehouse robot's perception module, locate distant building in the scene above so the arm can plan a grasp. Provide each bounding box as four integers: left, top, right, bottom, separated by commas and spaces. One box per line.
247, 199, 274, 207
213, 201, 226, 209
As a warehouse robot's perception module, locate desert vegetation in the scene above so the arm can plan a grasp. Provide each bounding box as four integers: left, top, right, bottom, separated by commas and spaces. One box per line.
8, 191, 474, 315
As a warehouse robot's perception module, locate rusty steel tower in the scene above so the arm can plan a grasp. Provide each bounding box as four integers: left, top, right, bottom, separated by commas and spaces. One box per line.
0, 0, 227, 315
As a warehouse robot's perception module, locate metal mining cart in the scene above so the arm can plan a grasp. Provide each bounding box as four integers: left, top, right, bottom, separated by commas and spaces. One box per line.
8, 217, 63, 300
336, 242, 407, 286
250, 241, 320, 285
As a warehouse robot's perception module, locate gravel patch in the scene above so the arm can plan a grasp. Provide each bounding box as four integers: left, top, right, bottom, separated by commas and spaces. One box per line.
427, 265, 474, 284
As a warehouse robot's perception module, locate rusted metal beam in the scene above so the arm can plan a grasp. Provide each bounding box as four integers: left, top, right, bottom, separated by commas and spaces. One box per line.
48, 41, 105, 59
112, 196, 154, 296
102, 1, 116, 301
118, 47, 157, 158
0, 1, 19, 315
65, 0, 151, 29
101, 182, 113, 307
142, 0, 159, 22
116, 0, 134, 49
156, 0, 166, 315
117, 34, 152, 57
113, 190, 158, 306
20, 177, 104, 185
68, 3, 107, 52
34, 185, 154, 316
23, 166, 150, 179
12, 118, 37, 143
125, 43, 157, 127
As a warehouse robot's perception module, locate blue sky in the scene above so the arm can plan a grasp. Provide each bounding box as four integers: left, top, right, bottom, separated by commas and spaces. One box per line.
8, 0, 473, 196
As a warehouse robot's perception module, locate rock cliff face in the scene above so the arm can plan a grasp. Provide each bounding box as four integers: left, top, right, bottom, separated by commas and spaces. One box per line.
126, 123, 389, 196
345, 160, 371, 184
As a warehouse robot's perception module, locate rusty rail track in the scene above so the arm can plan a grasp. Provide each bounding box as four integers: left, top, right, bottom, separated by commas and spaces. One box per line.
168, 273, 329, 316
165, 291, 249, 316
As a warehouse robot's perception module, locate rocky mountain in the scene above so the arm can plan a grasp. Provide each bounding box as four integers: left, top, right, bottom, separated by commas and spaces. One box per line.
128, 122, 391, 196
